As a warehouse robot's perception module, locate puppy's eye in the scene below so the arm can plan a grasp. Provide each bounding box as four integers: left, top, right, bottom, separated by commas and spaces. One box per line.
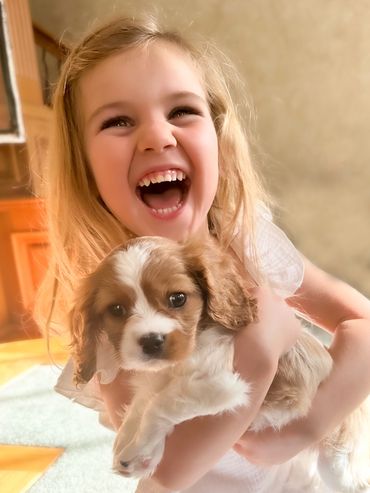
168, 292, 187, 308
107, 304, 126, 318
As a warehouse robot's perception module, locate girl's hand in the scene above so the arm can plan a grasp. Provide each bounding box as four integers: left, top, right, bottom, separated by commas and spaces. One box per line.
233, 418, 314, 466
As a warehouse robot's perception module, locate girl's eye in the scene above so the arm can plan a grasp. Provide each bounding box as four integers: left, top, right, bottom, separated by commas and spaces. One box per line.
100, 116, 133, 130
168, 106, 201, 120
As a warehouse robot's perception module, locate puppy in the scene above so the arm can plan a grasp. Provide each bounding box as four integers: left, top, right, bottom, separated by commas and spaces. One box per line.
70, 236, 370, 492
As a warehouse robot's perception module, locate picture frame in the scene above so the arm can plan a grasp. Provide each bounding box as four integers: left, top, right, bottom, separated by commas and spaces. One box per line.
0, 0, 25, 144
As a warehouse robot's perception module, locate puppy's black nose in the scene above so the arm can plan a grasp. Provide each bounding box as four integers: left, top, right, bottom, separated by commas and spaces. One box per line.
139, 333, 166, 356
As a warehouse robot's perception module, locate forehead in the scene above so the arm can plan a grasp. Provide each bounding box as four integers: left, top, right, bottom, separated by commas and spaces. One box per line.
78, 41, 206, 123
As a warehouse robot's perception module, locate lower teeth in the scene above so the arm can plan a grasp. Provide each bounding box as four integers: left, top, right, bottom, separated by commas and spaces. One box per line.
152, 202, 182, 215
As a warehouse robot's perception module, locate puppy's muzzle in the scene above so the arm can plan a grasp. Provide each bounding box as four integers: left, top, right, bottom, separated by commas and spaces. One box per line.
139, 333, 166, 357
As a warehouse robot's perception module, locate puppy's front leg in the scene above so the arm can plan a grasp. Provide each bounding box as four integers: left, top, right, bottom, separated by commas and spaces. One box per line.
113, 390, 153, 474
115, 371, 249, 478
114, 393, 149, 447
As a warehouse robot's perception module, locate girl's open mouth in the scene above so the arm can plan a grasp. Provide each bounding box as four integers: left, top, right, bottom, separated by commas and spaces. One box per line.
136, 169, 190, 217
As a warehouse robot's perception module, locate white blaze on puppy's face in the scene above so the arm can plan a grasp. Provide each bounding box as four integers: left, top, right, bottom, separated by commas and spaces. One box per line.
113, 240, 153, 290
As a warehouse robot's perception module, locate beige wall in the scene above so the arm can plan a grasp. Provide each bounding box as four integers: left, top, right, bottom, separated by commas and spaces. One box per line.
30, 0, 370, 296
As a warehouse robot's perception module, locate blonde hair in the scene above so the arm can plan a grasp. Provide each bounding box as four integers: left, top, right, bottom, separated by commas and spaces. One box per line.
34, 15, 269, 335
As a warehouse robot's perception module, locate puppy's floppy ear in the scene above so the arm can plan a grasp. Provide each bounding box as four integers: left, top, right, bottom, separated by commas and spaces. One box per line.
182, 237, 258, 331
69, 277, 102, 385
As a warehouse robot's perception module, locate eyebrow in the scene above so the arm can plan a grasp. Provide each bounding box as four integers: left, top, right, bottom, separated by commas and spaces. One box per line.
87, 91, 207, 124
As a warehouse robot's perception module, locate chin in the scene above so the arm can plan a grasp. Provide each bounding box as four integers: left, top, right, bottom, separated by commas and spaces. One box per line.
69, 236, 370, 488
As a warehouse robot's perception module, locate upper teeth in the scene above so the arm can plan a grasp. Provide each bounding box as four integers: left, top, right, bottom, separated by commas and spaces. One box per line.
138, 170, 186, 187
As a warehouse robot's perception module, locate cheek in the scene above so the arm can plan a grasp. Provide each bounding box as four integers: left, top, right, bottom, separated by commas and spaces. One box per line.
87, 143, 133, 207
198, 123, 219, 162
203, 126, 219, 177
198, 132, 219, 200
87, 137, 131, 188
190, 123, 219, 182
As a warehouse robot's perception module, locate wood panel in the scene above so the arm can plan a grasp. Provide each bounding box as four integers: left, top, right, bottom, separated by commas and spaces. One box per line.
4, 0, 43, 105
0, 274, 7, 327
0, 337, 68, 386
11, 231, 49, 310
0, 198, 48, 340
0, 445, 64, 493
22, 103, 51, 196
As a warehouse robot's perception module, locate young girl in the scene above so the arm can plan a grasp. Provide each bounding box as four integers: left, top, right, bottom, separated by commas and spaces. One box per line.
36, 15, 370, 493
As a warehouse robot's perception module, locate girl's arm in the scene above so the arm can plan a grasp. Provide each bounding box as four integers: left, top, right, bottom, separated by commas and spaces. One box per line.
235, 257, 370, 465
99, 286, 302, 491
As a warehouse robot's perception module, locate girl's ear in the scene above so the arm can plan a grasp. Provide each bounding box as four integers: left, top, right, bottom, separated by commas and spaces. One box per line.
182, 238, 258, 331
69, 280, 101, 385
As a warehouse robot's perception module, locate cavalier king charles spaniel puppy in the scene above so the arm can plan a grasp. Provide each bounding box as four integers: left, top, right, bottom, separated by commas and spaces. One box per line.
69, 236, 370, 492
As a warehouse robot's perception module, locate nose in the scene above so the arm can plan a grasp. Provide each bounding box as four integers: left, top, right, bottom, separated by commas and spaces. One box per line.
139, 332, 166, 356
137, 121, 177, 153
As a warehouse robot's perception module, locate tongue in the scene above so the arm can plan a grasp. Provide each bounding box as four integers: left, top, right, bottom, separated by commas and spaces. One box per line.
142, 187, 182, 210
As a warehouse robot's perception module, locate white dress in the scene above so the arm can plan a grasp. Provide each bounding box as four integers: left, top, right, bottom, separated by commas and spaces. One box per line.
56, 208, 323, 493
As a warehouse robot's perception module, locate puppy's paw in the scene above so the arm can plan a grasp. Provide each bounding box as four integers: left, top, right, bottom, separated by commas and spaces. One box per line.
113, 438, 165, 479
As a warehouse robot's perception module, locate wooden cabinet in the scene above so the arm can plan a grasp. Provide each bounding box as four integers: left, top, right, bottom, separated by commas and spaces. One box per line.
0, 198, 48, 340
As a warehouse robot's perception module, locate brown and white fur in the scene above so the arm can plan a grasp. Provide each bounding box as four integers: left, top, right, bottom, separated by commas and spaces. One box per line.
70, 236, 370, 492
